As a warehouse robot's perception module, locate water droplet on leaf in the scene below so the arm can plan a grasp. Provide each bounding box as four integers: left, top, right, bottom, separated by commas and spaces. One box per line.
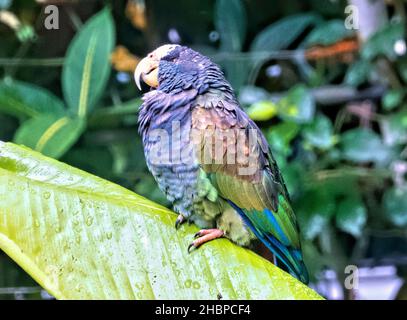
85, 216, 93, 226
184, 279, 192, 288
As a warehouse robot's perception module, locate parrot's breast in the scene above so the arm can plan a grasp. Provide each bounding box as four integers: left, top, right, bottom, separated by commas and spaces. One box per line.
138, 89, 224, 228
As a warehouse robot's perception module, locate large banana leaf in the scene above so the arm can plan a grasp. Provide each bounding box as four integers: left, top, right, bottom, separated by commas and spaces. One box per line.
0, 142, 322, 299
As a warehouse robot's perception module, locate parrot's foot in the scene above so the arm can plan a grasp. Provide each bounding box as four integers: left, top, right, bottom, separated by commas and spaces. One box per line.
188, 229, 224, 253
175, 215, 186, 229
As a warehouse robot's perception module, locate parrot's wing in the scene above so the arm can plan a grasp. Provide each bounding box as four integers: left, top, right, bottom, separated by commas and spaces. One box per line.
191, 100, 308, 283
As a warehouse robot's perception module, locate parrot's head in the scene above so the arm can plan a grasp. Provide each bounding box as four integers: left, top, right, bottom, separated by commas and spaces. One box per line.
134, 44, 225, 93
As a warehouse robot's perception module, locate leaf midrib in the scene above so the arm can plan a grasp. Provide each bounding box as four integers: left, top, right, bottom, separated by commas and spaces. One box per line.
78, 34, 98, 117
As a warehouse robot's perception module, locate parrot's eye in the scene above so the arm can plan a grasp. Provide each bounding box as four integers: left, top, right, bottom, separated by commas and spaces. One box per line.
162, 47, 180, 62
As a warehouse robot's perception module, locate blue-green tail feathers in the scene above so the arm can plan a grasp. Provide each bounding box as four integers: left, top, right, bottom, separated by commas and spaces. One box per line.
228, 200, 309, 284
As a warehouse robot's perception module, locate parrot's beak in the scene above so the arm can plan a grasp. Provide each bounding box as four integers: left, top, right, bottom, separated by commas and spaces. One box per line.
134, 44, 180, 90
134, 56, 159, 90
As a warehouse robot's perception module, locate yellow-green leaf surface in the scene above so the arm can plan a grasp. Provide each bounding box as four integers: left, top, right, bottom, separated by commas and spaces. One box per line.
0, 142, 322, 300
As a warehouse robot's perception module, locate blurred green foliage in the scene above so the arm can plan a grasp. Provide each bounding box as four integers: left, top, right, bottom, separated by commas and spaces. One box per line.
0, 0, 407, 299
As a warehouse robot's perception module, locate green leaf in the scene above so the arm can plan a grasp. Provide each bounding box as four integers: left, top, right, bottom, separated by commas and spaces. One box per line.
278, 84, 315, 123
362, 22, 404, 61
0, 80, 65, 118
302, 20, 353, 48
62, 9, 115, 117
246, 101, 278, 121
380, 110, 407, 146
310, 172, 361, 201
248, 13, 320, 83
303, 114, 336, 149
14, 114, 85, 159
301, 240, 326, 283
0, 142, 322, 299
336, 198, 367, 237
296, 187, 335, 240
267, 121, 300, 156
344, 59, 371, 87
280, 161, 304, 196
341, 128, 391, 165
250, 13, 320, 53
383, 187, 407, 227
382, 89, 405, 111
215, 0, 246, 52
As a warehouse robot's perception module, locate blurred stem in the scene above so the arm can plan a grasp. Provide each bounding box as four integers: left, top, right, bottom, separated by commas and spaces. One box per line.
311, 167, 392, 182
4, 42, 31, 77
83, 128, 138, 146
319, 226, 351, 299
394, 0, 406, 22
110, 86, 123, 106
88, 99, 141, 128
364, 185, 386, 229
350, 232, 369, 264
0, 58, 64, 67
3, 7, 46, 78
376, 58, 403, 89
334, 108, 348, 133
313, 60, 325, 87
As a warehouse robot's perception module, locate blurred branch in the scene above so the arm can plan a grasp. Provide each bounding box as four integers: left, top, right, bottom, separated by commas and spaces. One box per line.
0, 57, 64, 67
3, 5, 49, 77
312, 85, 386, 106
4, 42, 31, 77
210, 43, 359, 63
88, 99, 141, 128
393, 0, 406, 22
376, 58, 403, 89
311, 167, 392, 182
350, 233, 369, 264
210, 50, 304, 63
305, 39, 359, 60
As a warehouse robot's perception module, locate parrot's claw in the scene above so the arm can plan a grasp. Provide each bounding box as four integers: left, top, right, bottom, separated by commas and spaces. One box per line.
175, 215, 186, 229
187, 243, 195, 253
188, 229, 224, 253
